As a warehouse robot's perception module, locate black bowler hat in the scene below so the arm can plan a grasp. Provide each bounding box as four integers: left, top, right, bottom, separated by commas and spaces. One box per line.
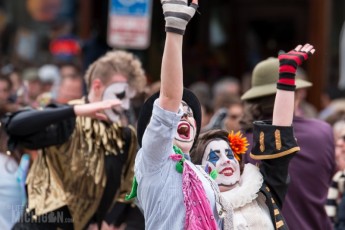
137, 88, 202, 148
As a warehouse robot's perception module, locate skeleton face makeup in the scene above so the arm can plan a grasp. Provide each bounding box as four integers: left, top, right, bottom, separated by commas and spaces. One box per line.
202, 139, 240, 186
102, 82, 136, 122
173, 101, 196, 153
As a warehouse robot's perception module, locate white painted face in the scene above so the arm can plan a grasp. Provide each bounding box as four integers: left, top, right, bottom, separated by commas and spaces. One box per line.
202, 139, 240, 186
102, 82, 136, 122
173, 101, 197, 153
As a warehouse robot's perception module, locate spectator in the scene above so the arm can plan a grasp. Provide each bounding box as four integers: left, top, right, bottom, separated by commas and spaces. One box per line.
0, 73, 27, 229
21, 68, 43, 108
294, 68, 318, 118
326, 116, 345, 229
189, 81, 214, 129
223, 97, 243, 133
0, 75, 19, 116
38, 64, 61, 99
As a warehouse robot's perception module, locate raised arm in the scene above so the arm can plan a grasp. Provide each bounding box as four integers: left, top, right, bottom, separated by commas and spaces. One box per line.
273, 44, 315, 126
257, 44, 316, 208
158, 0, 198, 112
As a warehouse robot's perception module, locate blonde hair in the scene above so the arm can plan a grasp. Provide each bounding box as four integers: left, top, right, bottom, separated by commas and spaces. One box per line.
84, 50, 146, 92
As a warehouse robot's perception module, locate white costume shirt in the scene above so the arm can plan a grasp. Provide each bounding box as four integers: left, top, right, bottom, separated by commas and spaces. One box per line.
222, 163, 274, 230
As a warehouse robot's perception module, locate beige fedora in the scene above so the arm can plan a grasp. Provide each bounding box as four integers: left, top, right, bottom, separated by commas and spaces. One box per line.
241, 57, 312, 100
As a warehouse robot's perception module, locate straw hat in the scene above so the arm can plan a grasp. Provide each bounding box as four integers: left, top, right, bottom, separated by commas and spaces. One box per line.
241, 57, 312, 100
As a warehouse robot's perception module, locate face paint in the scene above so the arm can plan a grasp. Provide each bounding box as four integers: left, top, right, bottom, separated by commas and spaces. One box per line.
202, 139, 240, 186
102, 82, 136, 122
173, 101, 196, 153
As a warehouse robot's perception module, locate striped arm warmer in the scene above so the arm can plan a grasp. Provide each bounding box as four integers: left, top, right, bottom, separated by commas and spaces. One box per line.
278, 50, 310, 91
162, 0, 198, 35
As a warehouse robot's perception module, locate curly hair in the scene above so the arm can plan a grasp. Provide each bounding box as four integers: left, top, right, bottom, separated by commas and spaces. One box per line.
190, 129, 245, 174
240, 95, 275, 132
84, 50, 146, 92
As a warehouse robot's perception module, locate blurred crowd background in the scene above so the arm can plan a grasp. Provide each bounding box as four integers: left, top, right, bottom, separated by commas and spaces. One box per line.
0, 0, 343, 105
1, 0, 345, 229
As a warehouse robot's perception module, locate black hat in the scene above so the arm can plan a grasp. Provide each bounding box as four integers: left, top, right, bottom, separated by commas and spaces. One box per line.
137, 88, 202, 148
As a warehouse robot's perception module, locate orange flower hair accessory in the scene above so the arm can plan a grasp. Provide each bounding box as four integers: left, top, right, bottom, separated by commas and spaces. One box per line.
228, 131, 249, 161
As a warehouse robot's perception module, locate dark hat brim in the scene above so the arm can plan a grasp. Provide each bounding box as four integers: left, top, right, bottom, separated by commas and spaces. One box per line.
137, 88, 202, 149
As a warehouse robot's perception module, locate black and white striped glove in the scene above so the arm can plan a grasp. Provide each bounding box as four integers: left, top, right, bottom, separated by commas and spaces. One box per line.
161, 0, 198, 35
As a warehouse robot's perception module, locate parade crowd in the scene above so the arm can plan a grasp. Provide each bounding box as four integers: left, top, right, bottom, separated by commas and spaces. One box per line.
0, 0, 345, 230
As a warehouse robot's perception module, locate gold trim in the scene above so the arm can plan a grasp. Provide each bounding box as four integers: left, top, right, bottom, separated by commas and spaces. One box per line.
275, 129, 281, 150
25, 110, 133, 230
276, 220, 284, 228
260, 131, 265, 152
271, 198, 275, 204
266, 186, 270, 192
250, 146, 300, 160
274, 209, 279, 215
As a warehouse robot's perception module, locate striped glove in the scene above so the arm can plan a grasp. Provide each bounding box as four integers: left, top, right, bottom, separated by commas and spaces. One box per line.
277, 47, 312, 91
161, 0, 198, 35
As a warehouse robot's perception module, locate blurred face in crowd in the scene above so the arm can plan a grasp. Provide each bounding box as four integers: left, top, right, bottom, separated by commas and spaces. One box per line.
202, 139, 240, 191
9, 72, 22, 93
201, 104, 212, 129
174, 101, 197, 153
224, 103, 243, 132
56, 77, 84, 104
336, 130, 345, 171
26, 79, 42, 100
0, 79, 10, 103
60, 65, 80, 79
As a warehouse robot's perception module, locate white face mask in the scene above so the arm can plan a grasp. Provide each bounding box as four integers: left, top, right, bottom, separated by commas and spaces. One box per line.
202, 139, 240, 186
102, 82, 136, 122
173, 101, 196, 153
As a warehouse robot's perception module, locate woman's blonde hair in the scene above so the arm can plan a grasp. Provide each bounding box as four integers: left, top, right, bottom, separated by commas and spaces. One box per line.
84, 50, 146, 92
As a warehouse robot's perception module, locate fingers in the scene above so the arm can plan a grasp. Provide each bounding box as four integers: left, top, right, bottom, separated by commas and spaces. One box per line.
191, 0, 198, 5
94, 113, 109, 121
301, 43, 315, 53
101, 99, 122, 109
295, 43, 316, 54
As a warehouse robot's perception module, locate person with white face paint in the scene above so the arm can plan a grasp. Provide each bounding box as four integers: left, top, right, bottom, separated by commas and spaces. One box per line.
202, 136, 242, 191
128, 0, 230, 229
3, 50, 146, 230
191, 43, 316, 230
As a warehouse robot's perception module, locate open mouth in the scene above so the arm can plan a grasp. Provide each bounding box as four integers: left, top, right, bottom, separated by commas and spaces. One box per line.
219, 167, 234, 177
177, 122, 191, 140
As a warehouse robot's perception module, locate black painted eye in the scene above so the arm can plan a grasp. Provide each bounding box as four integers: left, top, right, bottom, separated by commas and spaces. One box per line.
116, 91, 126, 99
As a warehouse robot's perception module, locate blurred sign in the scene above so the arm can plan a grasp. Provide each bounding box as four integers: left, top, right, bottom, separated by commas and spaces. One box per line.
108, 0, 152, 49
50, 36, 81, 61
